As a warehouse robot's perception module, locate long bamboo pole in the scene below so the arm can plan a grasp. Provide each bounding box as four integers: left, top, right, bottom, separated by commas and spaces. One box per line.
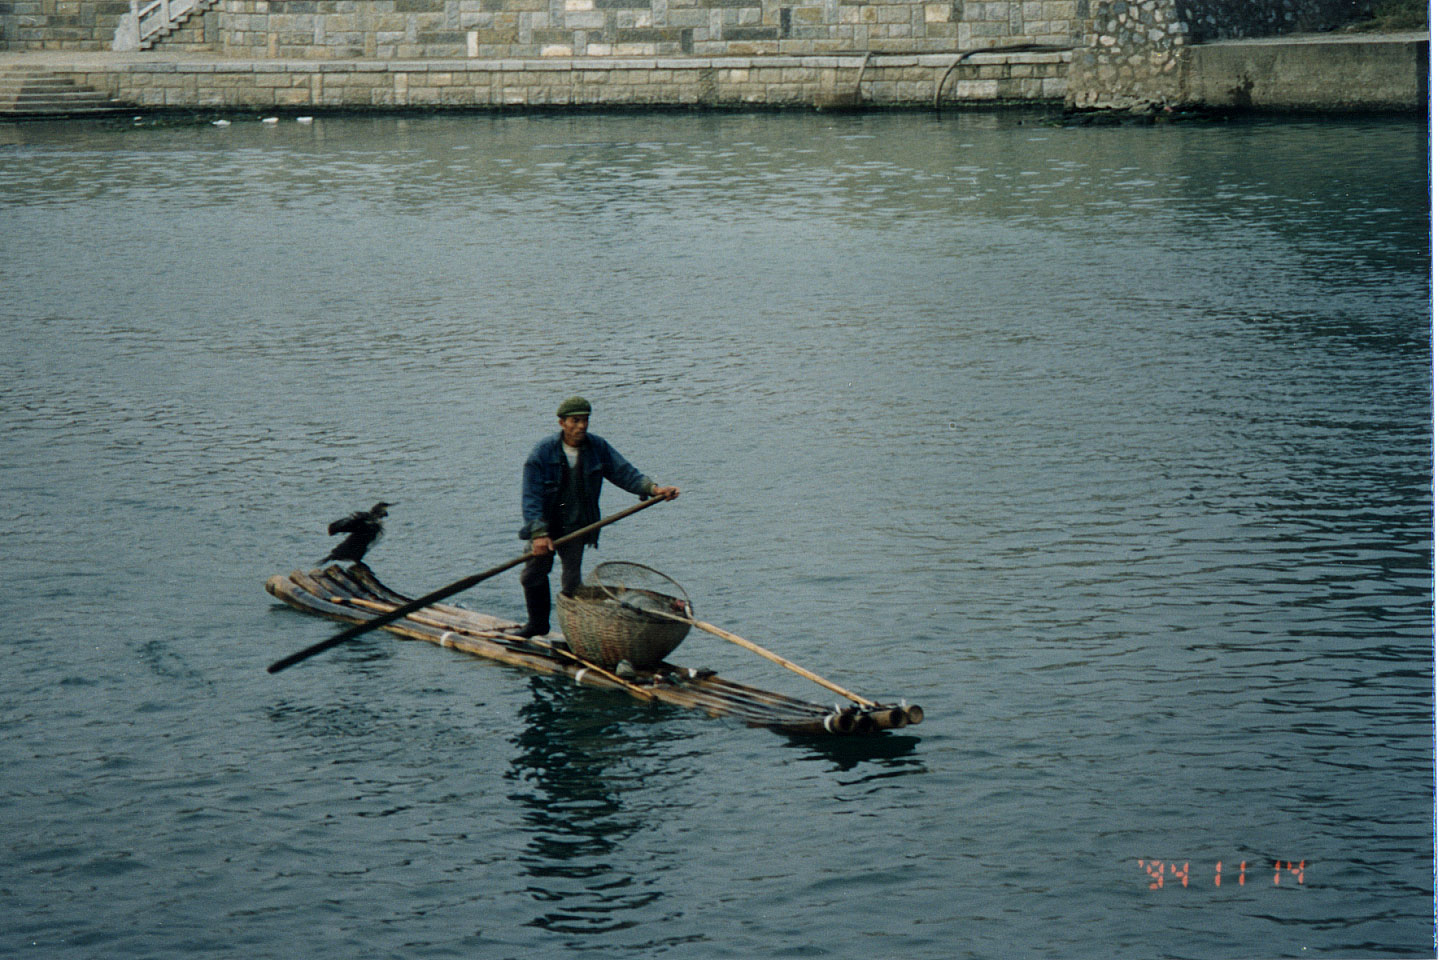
268, 495, 668, 674
690, 619, 875, 707
626, 600, 880, 709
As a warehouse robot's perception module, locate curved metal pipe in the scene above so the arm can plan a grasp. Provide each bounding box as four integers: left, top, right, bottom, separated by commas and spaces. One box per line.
933, 43, 1073, 111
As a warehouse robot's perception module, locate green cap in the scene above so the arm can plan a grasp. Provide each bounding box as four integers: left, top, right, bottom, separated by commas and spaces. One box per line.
556, 396, 592, 418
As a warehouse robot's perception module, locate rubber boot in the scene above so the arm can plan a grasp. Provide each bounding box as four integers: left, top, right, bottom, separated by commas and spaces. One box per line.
517, 580, 551, 638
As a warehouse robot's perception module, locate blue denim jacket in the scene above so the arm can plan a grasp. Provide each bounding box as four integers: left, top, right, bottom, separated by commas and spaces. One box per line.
520, 432, 654, 544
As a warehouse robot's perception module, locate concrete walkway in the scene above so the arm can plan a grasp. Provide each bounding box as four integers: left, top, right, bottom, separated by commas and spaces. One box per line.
1199, 29, 1427, 46
0, 30, 1426, 113
1185, 30, 1427, 112
0, 29, 1425, 67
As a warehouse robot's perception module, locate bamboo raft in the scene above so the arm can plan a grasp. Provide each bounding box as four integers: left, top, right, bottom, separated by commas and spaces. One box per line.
266, 563, 923, 737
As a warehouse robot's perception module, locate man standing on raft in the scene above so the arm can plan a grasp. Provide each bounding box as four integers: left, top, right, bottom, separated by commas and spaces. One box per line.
515, 396, 679, 638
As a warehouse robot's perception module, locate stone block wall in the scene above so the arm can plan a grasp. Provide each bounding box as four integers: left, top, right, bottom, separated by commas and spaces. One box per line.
213, 1, 1085, 60
2, 0, 1087, 55
0, 0, 131, 49
1066, 0, 1377, 109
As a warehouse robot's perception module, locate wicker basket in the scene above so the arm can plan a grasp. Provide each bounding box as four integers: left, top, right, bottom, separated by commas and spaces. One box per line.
556, 585, 690, 669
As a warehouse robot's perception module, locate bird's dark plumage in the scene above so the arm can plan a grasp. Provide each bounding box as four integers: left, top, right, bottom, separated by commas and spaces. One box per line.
324, 501, 392, 564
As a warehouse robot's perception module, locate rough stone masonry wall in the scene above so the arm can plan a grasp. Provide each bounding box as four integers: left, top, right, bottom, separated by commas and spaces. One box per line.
1176, 0, 1373, 41
1066, 0, 1376, 109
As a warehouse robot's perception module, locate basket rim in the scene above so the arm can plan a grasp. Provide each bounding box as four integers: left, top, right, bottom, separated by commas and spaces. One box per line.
589, 561, 689, 604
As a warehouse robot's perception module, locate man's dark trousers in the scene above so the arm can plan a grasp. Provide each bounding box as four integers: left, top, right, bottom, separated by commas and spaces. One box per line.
518, 540, 585, 635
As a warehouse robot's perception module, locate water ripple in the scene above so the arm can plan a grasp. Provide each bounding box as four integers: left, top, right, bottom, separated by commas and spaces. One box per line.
0, 112, 1429, 960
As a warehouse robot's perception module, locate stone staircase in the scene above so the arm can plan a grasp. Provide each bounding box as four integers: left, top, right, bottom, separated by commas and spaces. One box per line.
115, 0, 221, 51
0, 71, 128, 119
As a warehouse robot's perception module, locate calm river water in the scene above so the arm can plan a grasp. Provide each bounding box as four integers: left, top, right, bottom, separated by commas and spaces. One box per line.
0, 109, 1431, 959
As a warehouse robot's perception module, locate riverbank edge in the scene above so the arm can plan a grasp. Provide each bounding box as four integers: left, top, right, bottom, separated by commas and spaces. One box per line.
0, 32, 1426, 117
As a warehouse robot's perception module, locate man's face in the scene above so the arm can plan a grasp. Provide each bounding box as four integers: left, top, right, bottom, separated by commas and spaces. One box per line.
560, 415, 589, 447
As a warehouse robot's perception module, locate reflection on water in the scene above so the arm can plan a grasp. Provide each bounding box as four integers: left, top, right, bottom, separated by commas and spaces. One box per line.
505, 677, 930, 934
507, 680, 687, 936
781, 730, 924, 775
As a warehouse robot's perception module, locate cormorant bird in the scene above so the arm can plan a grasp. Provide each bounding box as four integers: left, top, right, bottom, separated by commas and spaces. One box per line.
324, 501, 393, 564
